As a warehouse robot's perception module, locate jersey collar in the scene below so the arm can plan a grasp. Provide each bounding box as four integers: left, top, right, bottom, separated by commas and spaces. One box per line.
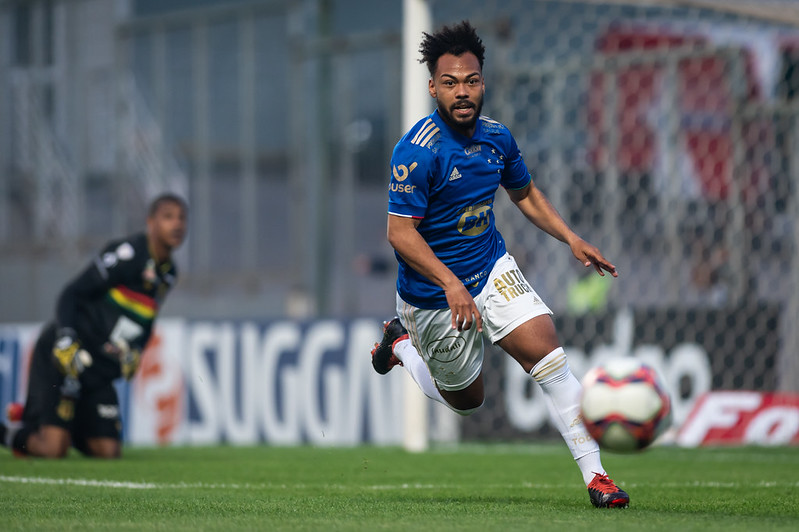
432, 109, 482, 144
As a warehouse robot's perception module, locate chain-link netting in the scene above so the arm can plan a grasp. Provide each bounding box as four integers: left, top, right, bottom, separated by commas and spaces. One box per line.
422, 0, 799, 440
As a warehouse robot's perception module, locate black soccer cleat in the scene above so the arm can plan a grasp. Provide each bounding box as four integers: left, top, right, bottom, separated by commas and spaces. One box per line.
588, 472, 630, 508
371, 318, 408, 375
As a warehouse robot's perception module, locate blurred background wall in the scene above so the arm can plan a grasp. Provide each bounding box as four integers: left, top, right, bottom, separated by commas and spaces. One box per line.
1, 0, 798, 405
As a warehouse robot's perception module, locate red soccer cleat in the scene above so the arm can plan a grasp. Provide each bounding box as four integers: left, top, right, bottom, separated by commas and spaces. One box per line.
587, 472, 630, 508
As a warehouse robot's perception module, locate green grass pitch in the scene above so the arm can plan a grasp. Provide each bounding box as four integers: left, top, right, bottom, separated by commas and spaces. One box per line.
2, 443, 798, 531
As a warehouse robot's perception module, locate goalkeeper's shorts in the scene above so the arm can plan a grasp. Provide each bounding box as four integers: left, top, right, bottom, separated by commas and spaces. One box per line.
22, 322, 123, 450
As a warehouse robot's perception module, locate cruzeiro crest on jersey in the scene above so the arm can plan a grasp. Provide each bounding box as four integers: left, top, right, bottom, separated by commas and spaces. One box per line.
457, 199, 493, 236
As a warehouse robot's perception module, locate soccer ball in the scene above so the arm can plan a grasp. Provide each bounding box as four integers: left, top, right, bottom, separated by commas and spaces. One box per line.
580, 358, 672, 452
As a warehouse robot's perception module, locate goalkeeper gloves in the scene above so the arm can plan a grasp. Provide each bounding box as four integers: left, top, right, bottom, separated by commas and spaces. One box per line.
52, 328, 91, 379
105, 339, 142, 380
120, 346, 142, 380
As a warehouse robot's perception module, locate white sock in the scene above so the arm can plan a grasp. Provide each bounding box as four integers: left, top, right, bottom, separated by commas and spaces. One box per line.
3, 422, 21, 448
576, 451, 605, 484
393, 338, 450, 408
531, 347, 605, 486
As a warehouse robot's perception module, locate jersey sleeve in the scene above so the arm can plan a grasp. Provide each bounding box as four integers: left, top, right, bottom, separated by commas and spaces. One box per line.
387, 141, 435, 219
55, 263, 107, 334
93, 239, 142, 286
500, 132, 532, 190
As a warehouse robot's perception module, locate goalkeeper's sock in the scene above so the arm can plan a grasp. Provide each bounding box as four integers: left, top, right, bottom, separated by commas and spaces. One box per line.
531, 347, 605, 486
393, 338, 449, 407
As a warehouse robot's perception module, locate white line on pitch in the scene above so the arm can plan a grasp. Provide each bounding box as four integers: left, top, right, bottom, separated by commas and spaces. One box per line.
0, 475, 264, 490
2, 475, 797, 491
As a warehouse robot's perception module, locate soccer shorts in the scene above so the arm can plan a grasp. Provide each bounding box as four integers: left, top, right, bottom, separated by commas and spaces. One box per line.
23, 323, 123, 451
396, 253, 552, 391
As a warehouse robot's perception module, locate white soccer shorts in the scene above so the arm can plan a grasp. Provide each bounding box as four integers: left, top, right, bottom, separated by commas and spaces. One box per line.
396, 253, 552, 391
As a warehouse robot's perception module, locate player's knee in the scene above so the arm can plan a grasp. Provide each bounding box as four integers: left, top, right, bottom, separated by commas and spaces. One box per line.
441, 393, 484, 414
38, 436, 71, 458
445, 394, 485, 415
88, 440, 121, 459
93, 449, 121, 459
450, 399, 484, 416
30, 426, 72, 458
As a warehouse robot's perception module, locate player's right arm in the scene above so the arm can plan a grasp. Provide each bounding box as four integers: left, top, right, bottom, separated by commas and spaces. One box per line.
387, 214, 482, 332
53, 238, 138, 376
52, 263, 108, 378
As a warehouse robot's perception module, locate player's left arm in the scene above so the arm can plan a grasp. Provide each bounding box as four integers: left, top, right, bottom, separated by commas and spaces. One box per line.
506, 182, 618, 277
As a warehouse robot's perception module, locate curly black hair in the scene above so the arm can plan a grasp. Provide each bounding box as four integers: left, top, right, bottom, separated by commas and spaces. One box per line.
418, 20, 485, 76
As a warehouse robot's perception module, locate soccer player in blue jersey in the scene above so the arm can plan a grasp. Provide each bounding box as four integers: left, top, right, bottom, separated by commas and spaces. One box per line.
371, 21, 629, 508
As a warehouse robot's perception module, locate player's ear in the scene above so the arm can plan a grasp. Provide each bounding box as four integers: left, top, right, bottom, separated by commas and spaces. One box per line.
428, 78, 436, 98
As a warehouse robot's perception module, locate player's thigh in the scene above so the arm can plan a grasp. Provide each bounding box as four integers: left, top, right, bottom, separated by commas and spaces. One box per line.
481, 254, 553, 343
24, 323, 74, 430
72, 384, 123, 457
495, 314, 561, 373
481, 254, 560, 372
396, 294, 484, 392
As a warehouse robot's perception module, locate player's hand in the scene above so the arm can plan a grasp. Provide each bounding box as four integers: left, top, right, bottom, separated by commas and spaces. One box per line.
120, 347, 142, 380
105, 339, 142, 380
444, 283, 482, 332
60, 376, 82, 398
570, 238, 618, 277
52, 328, 92, 379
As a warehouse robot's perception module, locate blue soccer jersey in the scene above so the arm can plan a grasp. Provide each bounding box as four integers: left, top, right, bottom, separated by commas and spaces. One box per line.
388, 109, 532, 308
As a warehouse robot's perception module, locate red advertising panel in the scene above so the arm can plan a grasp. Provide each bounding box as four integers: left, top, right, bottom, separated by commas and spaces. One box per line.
677, 391, 799, 446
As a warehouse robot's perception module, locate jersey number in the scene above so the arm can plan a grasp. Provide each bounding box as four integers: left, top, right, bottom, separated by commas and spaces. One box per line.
110, 315, 144, 345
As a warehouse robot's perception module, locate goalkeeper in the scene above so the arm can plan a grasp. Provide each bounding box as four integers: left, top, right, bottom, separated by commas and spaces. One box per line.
1, 193, 187, 458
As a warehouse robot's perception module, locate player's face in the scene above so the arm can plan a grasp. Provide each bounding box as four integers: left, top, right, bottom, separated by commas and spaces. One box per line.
148, 201, 187, 251
429, 52, 484, 136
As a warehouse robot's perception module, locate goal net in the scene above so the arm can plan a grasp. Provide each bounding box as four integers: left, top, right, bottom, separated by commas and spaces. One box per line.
413, 0, 799, 444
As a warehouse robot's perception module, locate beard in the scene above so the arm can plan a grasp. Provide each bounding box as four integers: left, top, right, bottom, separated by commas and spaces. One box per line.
437, 96, 483, 135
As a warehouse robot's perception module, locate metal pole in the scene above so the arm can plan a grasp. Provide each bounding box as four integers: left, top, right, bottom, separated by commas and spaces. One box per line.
287, 2, 311, 318
660, 57, 683, 301
193, 22, 212, 275
239, 15, 257, 274
602, 65, 621, 283
726, 51, 748, 306
544, 70, 571, 298
337, 56, 357, 315
313, 0, 333, 316
401, 0, 432, 453
780, 110, 799, 391
0, 8, 10, 243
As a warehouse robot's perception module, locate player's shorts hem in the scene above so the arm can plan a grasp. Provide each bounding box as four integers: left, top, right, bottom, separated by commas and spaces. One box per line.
435, 364, 483, 392
487, 306, 552, 344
